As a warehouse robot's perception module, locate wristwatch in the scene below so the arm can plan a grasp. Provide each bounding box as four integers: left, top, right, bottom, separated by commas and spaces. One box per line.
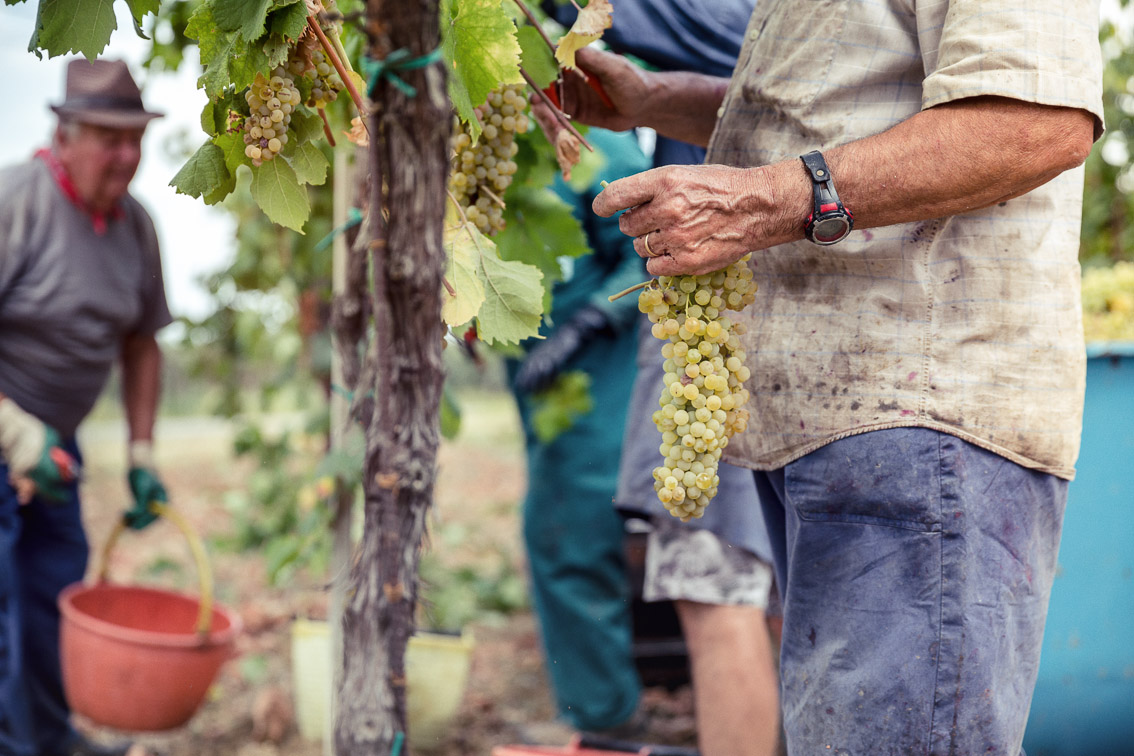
800, 150, 854, 245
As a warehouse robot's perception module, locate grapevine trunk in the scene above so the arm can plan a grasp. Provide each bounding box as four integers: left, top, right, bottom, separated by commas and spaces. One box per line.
335, 2, 450, 755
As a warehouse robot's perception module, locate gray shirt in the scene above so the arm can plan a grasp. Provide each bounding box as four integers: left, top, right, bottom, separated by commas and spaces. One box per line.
0, 157, 172, 438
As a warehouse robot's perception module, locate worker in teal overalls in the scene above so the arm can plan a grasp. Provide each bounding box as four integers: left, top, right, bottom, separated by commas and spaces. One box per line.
508, 128, 650, 734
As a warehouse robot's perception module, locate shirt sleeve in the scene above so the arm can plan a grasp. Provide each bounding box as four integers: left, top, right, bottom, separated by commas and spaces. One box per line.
0, 166, 30, 300
920, 0, 1105, 138
130, 205, 174, 335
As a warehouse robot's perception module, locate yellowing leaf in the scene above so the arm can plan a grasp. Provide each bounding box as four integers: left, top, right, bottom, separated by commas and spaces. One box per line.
555, 129, 582, 181
345, 117, 370, 148
442, 224, 487, 327
554, 0, 613, 70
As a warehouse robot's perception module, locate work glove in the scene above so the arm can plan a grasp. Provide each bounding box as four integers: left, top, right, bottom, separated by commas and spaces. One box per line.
513, 305, 611, 394
124, 440, 168, 530
0, 397, 80, 502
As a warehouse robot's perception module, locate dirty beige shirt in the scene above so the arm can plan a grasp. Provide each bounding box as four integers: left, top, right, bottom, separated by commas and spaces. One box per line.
708, 0, 1105, 479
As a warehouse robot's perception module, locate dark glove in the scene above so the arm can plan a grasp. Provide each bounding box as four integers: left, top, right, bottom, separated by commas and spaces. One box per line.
0, 397, 80, 503
514, 306, 610, 394
125, 442, 167, 530
28, 429, 81, 502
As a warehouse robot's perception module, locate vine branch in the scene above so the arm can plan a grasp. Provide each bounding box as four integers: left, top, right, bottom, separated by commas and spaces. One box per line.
520, 67, 593, 153
308, 14, 369, 120
511, 0, 557, 53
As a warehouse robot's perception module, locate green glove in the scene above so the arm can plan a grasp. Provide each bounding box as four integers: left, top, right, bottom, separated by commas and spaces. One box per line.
28, 428, 82, 502
0, 397, 80, 502
125, 441, 167, 530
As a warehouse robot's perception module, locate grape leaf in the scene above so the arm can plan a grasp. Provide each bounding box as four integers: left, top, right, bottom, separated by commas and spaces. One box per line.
476, 246, 544, 345
203, 171, 238, 206
211, 0, 273, 38
124, 0, 158, 26
267, 0, 308, 40
28, 0, 119, 58
289, 109, 325, 145
288, 141, 329, 186
530, 371, 593, 443
200, 88, 243, 136
215, 131, 250, 179
517, 25, 557, 90
187, 2, 271, 96
250, 158, 310, 231
442, 221, 488, 328
496, 187, 589, 294
170, 141, 230, 199
554, 0, 612, 70
441, 0, 524, 141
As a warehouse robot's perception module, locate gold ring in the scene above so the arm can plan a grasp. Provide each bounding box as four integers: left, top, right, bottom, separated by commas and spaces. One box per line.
642, 232, 660, 258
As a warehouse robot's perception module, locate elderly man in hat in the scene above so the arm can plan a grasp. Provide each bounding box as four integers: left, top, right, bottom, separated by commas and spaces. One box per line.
0, 58, 172, 756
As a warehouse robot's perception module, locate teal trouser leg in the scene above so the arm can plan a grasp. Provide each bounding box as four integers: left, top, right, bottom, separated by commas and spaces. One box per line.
513, 334, 643, 731
521, 477, 640, 731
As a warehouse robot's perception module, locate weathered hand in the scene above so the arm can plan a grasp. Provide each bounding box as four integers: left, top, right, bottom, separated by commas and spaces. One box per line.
553, 47, 653, 131
593, 163, 796, 276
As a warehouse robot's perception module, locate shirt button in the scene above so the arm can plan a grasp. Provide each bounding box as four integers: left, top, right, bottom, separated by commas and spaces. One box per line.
717, 106, 726, 118
748, 29, 759, 40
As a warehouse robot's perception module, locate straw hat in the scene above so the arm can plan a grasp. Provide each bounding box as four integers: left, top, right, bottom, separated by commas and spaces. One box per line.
50, 58, 163, 128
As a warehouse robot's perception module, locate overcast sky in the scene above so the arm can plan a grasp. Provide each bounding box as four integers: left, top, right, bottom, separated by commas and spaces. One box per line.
2, 2, 235, 322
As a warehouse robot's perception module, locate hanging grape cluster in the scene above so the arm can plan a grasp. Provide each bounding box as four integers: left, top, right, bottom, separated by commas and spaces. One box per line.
287, 34, 345, 108
638, 256, 758, 521
447, 83, 530, 235
242, 68, 301, 166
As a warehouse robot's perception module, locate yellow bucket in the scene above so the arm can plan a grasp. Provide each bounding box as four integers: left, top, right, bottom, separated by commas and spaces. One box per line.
290, 619, 474, 742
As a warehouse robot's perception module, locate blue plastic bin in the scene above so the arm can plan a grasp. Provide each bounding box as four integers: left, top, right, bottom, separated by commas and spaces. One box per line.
1022, 343, 1134, 756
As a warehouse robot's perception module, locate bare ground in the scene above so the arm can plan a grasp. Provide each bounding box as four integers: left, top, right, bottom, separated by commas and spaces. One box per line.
69, 397, 697, 756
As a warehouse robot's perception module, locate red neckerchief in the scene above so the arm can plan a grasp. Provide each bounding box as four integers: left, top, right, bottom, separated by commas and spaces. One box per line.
35, 148, 124, 236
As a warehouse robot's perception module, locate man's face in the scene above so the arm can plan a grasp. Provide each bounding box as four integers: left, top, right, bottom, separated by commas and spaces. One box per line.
55, 122, 146, 211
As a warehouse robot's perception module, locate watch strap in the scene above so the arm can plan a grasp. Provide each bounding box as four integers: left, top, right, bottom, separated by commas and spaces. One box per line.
801, 150, 842, 209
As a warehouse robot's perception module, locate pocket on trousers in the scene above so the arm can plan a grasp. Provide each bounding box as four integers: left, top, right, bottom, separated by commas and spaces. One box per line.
785, 428, 944, 532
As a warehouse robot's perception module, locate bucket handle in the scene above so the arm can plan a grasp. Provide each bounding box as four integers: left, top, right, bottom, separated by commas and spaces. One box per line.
96, 502, 215, 637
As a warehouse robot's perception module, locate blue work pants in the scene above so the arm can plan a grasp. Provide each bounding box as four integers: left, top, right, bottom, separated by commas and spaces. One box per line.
753, 428, 1066, 756
0, 443, 87, 756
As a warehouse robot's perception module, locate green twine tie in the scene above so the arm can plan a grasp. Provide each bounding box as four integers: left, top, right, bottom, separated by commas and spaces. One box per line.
363, 48, 443, 99
314, 207, 364, 253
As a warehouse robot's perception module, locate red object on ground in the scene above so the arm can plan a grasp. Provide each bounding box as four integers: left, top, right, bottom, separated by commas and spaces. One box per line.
493, 734, 695, 756
58, 583, 242, 731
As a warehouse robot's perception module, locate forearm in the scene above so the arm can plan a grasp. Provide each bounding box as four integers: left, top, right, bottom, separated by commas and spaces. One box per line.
811, 96, 1097, 235
601, 96, 1098, 275
637, 70, 730, 148
120, 333, 162, 444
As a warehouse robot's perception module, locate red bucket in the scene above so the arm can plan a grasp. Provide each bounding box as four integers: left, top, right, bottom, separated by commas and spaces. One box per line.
58, 504, 242, 731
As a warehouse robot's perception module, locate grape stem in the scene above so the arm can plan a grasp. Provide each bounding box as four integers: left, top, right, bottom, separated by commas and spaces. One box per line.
479, 184, 506, 209
608, 280, 652, 302
520, 67, 593, 153
445, 189, 490, 254
307, 14, 368, 121
512, 0, 557, 53
318, 107, 337, 146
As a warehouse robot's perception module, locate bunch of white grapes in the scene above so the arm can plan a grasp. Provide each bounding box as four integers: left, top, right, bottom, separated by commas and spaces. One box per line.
242, 69, 301, 166
639, 256, 758, 521
447, 84, 530, 235
287, 34, 345, 109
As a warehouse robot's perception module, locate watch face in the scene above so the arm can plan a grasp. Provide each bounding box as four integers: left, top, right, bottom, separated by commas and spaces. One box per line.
811, 214, 851, 245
